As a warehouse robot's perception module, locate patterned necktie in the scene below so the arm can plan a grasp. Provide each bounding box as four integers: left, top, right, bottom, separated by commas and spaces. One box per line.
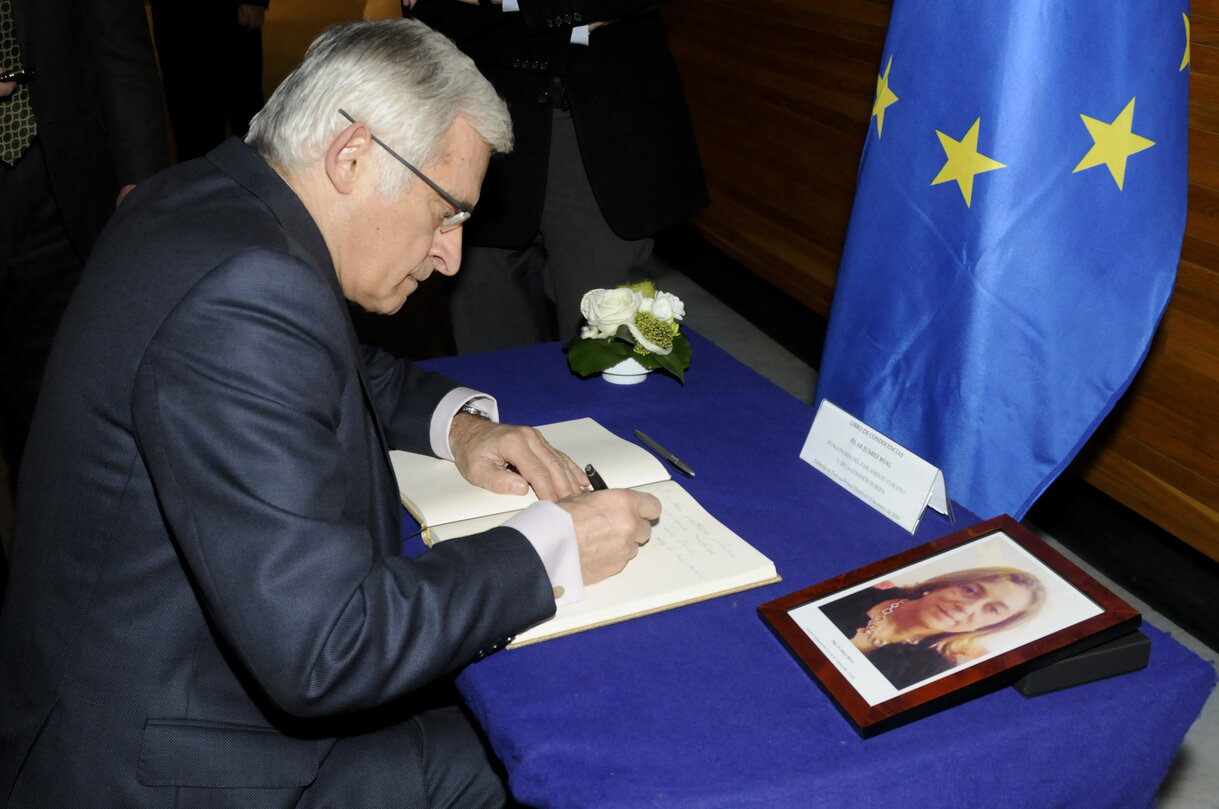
0, 0, 37, 166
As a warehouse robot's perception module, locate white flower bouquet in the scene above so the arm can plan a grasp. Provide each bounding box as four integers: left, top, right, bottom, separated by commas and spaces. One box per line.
565, 281, 691, 382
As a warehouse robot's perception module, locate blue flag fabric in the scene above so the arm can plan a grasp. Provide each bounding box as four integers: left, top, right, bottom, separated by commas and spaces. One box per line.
814, 1, 1190, 521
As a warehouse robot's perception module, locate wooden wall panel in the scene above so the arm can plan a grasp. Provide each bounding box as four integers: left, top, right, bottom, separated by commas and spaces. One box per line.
666, 0, 1219, 561
1083, 4, 1219, 561
664, 0, 889, 315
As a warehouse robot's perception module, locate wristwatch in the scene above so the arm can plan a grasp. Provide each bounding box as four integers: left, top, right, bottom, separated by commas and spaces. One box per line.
459, 403, 491, 420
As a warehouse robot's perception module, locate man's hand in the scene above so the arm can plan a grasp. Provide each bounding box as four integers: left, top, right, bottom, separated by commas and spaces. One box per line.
557, 488, 661, 584
450, 414, 588, 500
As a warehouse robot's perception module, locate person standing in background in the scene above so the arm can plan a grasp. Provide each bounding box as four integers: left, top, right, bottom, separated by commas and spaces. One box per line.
149, 1, 267, 160
0, 0, 168, 526
408, 0, 707, 351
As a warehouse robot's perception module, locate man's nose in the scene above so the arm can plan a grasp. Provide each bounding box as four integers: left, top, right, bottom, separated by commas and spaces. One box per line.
432, 228, 463, 276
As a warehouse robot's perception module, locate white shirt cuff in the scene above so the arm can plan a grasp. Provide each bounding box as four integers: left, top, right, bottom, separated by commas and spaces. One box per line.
504, 501, 584, 606
504, 1, 588, 44
431, 388, 499, 460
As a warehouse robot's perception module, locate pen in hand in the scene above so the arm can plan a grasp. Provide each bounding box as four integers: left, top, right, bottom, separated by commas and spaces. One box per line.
585, 464, 608, 491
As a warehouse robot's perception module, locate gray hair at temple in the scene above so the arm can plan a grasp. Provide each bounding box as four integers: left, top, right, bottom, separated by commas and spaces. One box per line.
246, 18, 512, 196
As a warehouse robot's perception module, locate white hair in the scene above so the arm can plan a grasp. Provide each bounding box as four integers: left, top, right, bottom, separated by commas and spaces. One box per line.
246, 18, 512, 194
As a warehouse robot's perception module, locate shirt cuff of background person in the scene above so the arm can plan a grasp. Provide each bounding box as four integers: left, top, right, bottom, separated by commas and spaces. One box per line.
502, 0, 591, 45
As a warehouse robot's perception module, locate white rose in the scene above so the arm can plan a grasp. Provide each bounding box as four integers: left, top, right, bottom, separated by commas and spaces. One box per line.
580, 288, 640, 335
651, 291, 684, 322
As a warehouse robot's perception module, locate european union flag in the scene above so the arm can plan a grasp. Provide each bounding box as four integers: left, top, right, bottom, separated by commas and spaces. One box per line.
814, 1, 1189, 521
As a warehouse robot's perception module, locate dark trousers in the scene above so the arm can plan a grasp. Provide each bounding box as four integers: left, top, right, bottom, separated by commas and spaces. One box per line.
0, 139, 83, 500
149, 1, 264, 161
448, 108, 655, 353
285, 704, 508, 809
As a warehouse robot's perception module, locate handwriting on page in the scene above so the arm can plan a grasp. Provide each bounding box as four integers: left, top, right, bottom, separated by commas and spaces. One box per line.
650, 492, 742, 580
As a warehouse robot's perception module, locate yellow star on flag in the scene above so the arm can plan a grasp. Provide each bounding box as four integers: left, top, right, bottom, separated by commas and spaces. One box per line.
873, 56, 899, 138
1181, 13, 1190, 71
1072, 98, 1154, 190
931, 118, 1006, 207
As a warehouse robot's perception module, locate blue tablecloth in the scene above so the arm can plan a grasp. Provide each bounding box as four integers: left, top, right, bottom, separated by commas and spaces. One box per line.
413, 332, 1216, 809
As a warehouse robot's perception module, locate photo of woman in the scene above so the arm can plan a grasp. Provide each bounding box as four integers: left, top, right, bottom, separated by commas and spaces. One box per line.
818, 568, 1046, 689
763, 518, 1135, 733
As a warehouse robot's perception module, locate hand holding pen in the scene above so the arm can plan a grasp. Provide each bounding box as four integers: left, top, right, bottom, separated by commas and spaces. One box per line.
585, 464, 608, 491
555, 463, 658, 584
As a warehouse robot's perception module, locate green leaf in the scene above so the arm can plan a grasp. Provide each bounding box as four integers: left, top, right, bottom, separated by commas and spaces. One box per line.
670, 333, 692, 368
565, 331, 691, 382
652, 333, 691, 383
565, 338, 633, 377
631, 349, 663, 370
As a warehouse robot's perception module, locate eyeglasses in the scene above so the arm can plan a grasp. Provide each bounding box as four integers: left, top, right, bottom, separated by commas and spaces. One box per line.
337, 109, 471, 233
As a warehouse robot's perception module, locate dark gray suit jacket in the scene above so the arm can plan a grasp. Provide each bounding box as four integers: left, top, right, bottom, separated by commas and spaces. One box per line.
0, 138, 555, 807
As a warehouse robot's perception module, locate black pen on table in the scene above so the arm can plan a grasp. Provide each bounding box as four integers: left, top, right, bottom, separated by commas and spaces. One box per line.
585, 464, 608, 491
633, 429, 696, 477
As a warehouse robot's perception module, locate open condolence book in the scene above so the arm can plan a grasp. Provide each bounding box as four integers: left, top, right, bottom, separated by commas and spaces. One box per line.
390, 417, 780, 646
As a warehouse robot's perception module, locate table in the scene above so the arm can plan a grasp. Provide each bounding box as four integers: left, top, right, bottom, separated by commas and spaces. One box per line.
413, 332, 1216, 809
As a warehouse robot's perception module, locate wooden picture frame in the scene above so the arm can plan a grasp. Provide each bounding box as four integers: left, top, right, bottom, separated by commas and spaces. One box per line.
758, 515, 1141, 736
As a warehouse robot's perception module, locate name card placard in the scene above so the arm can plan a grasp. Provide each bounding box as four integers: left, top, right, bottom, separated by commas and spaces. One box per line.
799, 400, 953, 534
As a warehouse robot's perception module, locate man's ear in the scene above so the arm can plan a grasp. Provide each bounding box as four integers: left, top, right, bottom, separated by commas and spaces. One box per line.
325, 122, 372, 195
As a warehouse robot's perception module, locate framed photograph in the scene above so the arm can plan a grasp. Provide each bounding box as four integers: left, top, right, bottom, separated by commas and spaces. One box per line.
758, 515, 1141, 736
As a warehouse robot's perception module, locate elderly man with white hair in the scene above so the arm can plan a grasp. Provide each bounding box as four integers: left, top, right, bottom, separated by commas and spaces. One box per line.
0, 19, 659, 809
